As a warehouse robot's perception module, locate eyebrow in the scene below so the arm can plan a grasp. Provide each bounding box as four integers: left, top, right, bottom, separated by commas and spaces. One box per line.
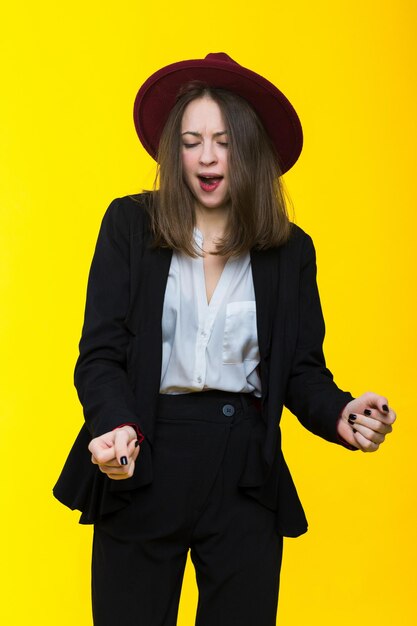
181, 130, 228, 138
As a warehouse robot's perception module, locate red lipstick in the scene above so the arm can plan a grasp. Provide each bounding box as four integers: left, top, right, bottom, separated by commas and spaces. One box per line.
198, 174, 223, 192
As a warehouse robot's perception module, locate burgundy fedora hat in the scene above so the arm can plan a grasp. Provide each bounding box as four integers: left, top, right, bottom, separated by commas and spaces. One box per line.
133, 52, 303, 174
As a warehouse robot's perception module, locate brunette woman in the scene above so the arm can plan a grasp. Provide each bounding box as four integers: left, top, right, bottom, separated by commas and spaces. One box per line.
54, 53, 396, 626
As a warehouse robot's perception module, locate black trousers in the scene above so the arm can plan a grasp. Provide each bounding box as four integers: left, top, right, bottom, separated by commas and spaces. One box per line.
92, 391, 283, 626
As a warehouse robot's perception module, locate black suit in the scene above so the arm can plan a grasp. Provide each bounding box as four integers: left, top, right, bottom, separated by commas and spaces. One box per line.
54, 193, 354, 537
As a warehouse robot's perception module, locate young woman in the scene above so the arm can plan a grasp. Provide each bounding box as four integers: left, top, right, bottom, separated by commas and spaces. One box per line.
54, 53, 396, 626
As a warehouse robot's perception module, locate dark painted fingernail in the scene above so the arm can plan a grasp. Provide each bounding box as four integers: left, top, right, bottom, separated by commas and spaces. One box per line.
364, 409, 372, 416
348, 414, 357, 424
382, 404, 389, 412
352, 428, 357, 434
134, 440, 140, 448
120, 456, 128, 466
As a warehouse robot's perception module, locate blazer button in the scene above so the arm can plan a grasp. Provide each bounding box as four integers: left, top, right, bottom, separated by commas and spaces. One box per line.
222, 404, 235, 417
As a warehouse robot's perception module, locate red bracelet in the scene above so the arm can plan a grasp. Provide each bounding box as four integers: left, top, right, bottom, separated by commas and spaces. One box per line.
113, 423, 145, 444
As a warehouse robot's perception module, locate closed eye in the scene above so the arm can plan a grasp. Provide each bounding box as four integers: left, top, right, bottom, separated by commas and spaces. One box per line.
182, 142, 200, 149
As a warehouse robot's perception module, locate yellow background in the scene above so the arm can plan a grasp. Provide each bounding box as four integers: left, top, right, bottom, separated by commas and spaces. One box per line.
1, 1, 416, 624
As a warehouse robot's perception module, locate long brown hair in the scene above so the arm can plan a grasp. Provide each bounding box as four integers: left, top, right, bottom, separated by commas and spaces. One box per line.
148, 82, 292, 257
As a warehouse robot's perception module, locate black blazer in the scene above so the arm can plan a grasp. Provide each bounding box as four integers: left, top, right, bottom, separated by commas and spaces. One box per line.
53, 194, 354, 537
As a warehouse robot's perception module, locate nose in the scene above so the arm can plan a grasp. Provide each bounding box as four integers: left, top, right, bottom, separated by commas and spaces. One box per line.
199, 140, 217, 165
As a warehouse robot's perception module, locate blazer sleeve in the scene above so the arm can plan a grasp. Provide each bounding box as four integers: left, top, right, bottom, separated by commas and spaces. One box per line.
285, 233, 354, 445
74, 198, 142, 438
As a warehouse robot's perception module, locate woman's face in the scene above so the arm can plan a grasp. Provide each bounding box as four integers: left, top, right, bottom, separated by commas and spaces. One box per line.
181, 96, 230, 212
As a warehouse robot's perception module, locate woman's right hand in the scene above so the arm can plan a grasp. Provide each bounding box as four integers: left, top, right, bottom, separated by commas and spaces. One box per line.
88, 425, 140, 480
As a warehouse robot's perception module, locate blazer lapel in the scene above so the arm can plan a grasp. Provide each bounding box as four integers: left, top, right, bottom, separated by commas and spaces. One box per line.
250, 248, 281, 363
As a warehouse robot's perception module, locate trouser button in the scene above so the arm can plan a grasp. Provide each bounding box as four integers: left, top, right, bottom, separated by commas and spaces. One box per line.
222, 404, 235, 417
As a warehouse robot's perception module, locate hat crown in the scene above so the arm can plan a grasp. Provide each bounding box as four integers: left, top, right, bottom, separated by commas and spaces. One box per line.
204, 52, 237, 65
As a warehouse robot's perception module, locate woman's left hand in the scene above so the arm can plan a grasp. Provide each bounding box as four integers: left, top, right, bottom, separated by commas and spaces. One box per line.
336, 392, 396, 452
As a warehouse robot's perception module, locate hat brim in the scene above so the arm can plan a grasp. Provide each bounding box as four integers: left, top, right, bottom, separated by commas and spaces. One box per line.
133, 56, 303, 174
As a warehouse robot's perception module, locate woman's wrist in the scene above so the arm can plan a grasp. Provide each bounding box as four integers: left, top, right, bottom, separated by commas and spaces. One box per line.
113, 423, 145, 443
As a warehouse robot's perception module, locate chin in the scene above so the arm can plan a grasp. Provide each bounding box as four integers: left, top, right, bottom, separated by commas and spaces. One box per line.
195, 193, 230, 212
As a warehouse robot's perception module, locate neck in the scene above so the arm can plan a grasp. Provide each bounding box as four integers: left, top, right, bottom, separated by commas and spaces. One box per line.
195, 204, 230, 245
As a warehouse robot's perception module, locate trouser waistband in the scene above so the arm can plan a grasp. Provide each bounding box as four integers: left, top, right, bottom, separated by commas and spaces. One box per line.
156, 391, 261, 422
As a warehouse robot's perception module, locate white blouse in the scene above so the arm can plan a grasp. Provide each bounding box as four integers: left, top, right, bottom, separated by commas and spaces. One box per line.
160, 229, 261, 396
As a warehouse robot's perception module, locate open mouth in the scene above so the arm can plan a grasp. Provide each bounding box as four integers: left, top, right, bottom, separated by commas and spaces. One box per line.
197, 175, 223, 192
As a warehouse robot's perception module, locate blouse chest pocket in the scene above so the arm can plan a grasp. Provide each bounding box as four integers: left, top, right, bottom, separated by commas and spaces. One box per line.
222, 301, 259, 364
